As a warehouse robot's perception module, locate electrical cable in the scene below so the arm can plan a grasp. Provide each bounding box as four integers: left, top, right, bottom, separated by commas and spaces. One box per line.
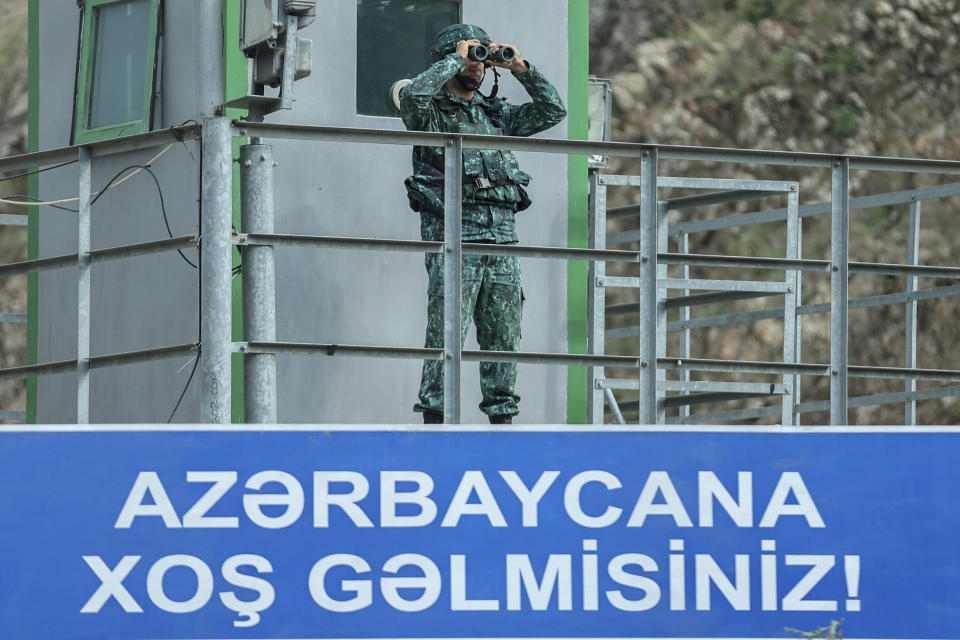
166, 351, 200, 423
0, 159, 79, 183
0, 194, 78, 213
104, 164, 197, 269
0, 142, 176, 207
169, 127, 206, 423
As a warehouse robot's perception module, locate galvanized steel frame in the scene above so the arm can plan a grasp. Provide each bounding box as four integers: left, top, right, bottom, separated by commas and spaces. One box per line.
4, 120, 960, 425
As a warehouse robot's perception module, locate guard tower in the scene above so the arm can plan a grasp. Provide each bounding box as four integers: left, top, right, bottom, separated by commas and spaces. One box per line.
22, 0, 584, 424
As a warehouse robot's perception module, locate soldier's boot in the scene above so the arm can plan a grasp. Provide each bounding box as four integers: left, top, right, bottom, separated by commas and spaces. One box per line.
489, 414, 513, 425
422, 410, 443, 424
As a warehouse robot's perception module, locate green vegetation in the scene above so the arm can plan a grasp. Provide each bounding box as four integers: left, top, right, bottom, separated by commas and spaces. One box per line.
772, 45, 800, 75
822, 46, 858, 77
829, 103, 861, 137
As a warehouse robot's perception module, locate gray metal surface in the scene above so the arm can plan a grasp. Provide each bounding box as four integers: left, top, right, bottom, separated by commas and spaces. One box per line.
240, 144, 278, 423
636, 150, 658, 423
830, 159, 850, 425
443, 138, 463, 424
587, 170, 606, 424
76, 147, 91, 423
200, 118, 233, 423
906, 200, 921, 425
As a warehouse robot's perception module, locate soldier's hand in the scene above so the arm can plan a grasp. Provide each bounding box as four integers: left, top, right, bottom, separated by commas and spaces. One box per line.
489, 43, 527, 73
455, 39, 484, 61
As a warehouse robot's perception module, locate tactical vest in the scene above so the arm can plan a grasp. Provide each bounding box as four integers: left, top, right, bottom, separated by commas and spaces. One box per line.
405, 99, 533, 215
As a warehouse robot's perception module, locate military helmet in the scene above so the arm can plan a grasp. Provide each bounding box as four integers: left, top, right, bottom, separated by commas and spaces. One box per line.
429, 23, 492, 63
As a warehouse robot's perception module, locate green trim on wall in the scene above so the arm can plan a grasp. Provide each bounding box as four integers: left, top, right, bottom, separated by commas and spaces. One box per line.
225, 0, 248, 423
27, 0, 40, 423
567, 0, 589, 424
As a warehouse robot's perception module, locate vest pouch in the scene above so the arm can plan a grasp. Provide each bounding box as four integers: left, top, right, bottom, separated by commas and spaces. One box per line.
501, 150, 531, 186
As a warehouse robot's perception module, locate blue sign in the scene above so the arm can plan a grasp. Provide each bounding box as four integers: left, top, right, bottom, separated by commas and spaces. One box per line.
1, 426, 959, 639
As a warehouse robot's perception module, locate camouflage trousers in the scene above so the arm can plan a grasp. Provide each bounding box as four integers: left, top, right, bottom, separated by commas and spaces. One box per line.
415, 250, 522, 418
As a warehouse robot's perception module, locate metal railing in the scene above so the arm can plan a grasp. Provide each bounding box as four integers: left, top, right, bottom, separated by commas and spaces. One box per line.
0, 125, 201, 422
3, 117, 960, 424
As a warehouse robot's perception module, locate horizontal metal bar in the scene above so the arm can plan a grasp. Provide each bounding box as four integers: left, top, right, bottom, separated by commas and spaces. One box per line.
804, 284, 960, 317
0, 410, 26, 421
238, 341, 644, 368
239, 234, 642, 263
0, 313, 26, 324
601, 378, 788, 396
463, 349, 643, 368
6, 122, 960, 179
656, 356, 960, 383
657, 284, 960, 335
0, 236, 196, 278
239, 233, 444, 254
662, 190, 780, 212
849, 261, 960, 279
597, 176, 643, 186
665, 391, 775, 408
797, 385, 960, 415
90, 236, 197, 264
849, 365, 960, 382
656, 177, 798, 192
0, 125, 198, 175
660, 357, 830, 376
597, 276, 640, 288
597, 378, 642, 391
236, 122, 960, 173
659, 253, 960, 279
669, 181, 960, 235
235, 122, 644, 158
660, 278, 789, 293
0, 214, 28, 227
88, 343, 198, 370
658, 253, 831, 272
0, 253, 78, 278
0, 358, 76, 382
239, 341, 444, 360
0, 344, 198, 383
463, 243, 640, 263
669, 404, 782, 424
661, 380, 788, 395
601, 176, 796, 193
666, 289, 778, 309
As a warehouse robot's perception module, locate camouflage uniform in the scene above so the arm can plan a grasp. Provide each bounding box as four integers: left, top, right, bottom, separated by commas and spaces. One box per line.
400, 24, 566, 420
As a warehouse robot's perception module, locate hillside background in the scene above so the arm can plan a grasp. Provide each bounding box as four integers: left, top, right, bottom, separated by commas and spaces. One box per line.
2, 0, 959, 422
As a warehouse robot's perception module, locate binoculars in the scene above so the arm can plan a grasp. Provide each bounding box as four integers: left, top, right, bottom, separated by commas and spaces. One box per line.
467, 44, 516, 64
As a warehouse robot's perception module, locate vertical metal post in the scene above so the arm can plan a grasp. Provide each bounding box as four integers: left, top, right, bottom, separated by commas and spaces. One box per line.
655, 200, 669, 424
240, 144, 277, 423
587, 170, 606, 424
194, 0, 225, 117
637, 148, 658, 424
830, 159, 850, 425
678, 233, 691, 421
200, 118, 234, 424
77, 146, 92, 424
782, 187, 800, 425
905, 199, 921, 425
280, 14, 299, 111
442, 136, 463, 424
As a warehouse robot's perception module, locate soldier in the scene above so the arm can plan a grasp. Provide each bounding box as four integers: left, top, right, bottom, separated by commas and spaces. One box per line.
400, 23, 566, 424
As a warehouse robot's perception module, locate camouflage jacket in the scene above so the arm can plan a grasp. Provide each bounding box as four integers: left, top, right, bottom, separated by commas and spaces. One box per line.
400, 53, 566, 242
